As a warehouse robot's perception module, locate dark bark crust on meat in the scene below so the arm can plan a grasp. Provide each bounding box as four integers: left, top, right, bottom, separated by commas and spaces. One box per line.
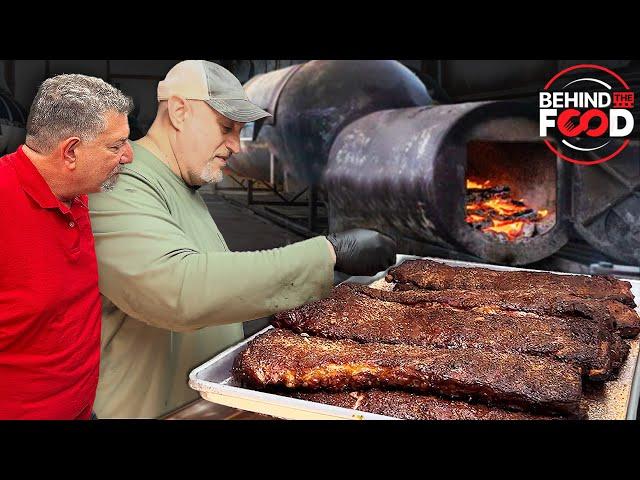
273, 284, 628, 380
287, 389, 560, 420
386, 259, 636, 307
234, 329, 583, 417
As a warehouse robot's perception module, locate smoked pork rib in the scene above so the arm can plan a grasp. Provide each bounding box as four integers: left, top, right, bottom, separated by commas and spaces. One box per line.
610, 333, 630, 371
273, 284, 624, 380
233, 328, 583, 416
602, 301, 640, 338
356, 282, 639, 338
385, 259, 636, 307
287, 390, 558, 420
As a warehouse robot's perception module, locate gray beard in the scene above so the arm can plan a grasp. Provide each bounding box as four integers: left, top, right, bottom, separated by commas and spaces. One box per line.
100, 165, 123, 192
199, 162, 224, 184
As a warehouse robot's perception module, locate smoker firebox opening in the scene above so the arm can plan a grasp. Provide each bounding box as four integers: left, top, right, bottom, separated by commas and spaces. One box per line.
465, 140, 557, 242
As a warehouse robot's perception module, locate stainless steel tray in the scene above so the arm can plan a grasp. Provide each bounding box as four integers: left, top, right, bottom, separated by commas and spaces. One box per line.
189, 255, 640, 420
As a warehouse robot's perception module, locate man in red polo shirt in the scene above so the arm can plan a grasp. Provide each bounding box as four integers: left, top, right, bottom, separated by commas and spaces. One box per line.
0, 74, 134, 419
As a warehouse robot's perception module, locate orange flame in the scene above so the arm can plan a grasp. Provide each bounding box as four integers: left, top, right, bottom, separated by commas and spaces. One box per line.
466, 179, 492, 189
481, 197, 528, 216
466, 178, 550, 241
484, 219, 525, 241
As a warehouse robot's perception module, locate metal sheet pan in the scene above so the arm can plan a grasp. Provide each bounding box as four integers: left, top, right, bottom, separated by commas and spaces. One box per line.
189, 255, 640, 420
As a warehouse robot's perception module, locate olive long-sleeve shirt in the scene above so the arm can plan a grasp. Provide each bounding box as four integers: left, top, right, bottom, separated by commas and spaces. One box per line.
88, 143, 334, 418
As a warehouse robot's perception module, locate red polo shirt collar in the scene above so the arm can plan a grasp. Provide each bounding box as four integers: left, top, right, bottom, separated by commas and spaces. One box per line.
12, 145, 88, 214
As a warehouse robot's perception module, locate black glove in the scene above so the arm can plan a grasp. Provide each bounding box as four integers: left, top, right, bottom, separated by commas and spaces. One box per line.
326, 228, 397, 277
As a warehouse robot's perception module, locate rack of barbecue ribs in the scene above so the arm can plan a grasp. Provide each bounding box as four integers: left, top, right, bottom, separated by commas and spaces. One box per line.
233, 260, 639, 420
272, 284, 629, 381
386, 259, 636, 306
233, 329, 583, 417
286, 390, 559, 420
349, 283, 640, 338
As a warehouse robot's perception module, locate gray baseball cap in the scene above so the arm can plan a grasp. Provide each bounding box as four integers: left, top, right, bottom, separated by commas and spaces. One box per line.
157, 60, 271, 123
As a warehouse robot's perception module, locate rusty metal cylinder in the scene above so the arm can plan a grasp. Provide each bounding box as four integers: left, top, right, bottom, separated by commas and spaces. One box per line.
229, 60, 432, 186
325, 101, 572, 265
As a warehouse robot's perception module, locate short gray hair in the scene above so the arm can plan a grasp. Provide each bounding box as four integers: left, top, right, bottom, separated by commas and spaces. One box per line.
26, 74, 133, 152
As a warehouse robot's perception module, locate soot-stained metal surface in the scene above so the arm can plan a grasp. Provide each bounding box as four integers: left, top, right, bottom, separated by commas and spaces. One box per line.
573, 141, 640, 266
229, 60, 432, 186
325, 101, 572, 265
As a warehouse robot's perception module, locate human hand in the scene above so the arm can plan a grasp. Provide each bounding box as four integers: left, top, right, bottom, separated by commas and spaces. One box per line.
326, 228, 397, 276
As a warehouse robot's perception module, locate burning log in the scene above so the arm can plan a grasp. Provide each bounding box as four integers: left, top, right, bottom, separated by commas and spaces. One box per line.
466, 185, 511, 203
465, 178, 551, 241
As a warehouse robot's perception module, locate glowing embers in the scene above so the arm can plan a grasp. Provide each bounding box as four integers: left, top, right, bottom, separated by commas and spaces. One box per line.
465, 179, 552, 241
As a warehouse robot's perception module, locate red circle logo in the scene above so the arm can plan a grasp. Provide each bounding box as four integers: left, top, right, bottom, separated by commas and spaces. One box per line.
539, 64, 634, 165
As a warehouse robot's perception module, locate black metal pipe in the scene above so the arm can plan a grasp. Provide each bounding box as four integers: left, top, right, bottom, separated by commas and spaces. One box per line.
229, 60, 432, 186
325, 101, 572, 265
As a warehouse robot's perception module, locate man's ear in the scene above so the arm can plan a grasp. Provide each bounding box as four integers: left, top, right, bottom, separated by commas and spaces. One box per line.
61, 137, 81, 171
167, 95, 189, 131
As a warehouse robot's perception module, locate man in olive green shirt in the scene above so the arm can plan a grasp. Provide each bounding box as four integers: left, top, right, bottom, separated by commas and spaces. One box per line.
89, 60, 396, 418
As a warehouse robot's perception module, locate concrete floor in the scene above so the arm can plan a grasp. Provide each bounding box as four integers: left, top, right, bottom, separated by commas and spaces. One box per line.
199, 189, 309, 338
200, 189, 307, 251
